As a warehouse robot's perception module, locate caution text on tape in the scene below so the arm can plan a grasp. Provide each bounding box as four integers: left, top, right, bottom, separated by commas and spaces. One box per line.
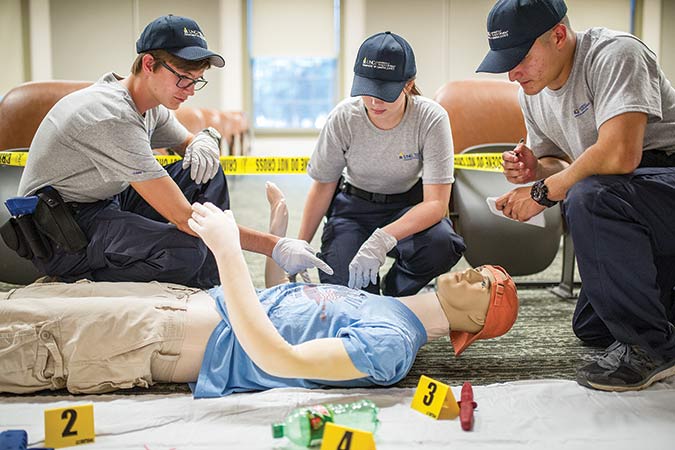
0, 151, 503, 173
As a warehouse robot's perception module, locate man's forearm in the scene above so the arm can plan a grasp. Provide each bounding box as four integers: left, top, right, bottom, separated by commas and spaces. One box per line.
535, 156, 570, 180
239, 225, 278, 257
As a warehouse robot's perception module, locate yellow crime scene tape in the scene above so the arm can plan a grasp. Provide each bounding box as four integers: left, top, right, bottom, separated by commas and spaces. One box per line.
0, 151, 504, 173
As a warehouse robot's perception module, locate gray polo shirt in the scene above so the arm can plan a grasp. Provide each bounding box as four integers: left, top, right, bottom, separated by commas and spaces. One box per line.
308, 95, 454, 195
18, 72, 189, 203
520, 28, 675, 161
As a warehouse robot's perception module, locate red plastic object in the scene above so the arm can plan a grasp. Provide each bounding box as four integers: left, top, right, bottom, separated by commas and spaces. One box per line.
457, 382, 477, 431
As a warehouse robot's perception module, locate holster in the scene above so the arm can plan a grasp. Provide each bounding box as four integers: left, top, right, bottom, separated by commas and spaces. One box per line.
34, 187, 88, 252
1, 217, 35, 259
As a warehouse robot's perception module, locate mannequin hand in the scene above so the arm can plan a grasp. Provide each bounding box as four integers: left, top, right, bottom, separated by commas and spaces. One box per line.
288, 270, 312, 283
188, 202, 240, 255
183, 130, 221, 184
348, 228, 397, 290
272, 238, 334, 276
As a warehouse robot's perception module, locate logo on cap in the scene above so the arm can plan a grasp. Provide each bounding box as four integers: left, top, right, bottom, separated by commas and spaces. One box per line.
183, 27, 206, 41
488, 29, 509, 40
362, 57, 397, 71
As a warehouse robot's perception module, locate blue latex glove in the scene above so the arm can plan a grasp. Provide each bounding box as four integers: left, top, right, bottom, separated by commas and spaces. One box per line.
183, 130, 220, 184
272, 238, 333, 276
348, 228, 397, 290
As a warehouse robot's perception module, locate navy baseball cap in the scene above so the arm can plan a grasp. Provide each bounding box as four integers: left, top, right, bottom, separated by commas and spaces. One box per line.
351, 31, 416, 103
136, 15, 225, 68
476, 0, 567, 73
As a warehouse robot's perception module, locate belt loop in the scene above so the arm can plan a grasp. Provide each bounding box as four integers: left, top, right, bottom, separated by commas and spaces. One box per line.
36, 324, 66, 388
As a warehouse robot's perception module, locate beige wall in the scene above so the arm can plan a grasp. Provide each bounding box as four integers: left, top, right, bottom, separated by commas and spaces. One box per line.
50, 0, 135, 81
0, 0, 26, 94
662, 0, 675, 81
48, 0, 224, 109
4, 0, 673, 151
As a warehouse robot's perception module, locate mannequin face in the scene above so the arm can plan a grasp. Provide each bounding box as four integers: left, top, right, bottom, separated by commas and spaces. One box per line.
438, 268, 491, 303
436, 267, 492, 332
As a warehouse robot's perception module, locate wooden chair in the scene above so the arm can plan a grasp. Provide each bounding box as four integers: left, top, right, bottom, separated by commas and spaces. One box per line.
0, 80, 92, 151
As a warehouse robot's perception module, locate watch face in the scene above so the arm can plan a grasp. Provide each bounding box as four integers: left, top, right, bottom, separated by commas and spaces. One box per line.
207, 127, 221, 140
532, 182, 545, 201
531, 180, 556, 207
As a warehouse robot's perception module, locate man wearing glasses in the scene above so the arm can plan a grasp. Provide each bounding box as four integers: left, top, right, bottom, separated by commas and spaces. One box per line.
16, 15, 331, 288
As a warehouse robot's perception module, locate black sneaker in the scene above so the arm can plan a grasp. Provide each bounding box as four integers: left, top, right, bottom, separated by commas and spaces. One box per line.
576, 340, 675, 392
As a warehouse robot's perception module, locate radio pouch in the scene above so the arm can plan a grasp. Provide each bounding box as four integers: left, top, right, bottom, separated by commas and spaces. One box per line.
34, 187, 88, 252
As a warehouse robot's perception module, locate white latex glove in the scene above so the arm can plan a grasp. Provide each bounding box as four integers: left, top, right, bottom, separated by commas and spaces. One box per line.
348, 228, 397, 290
272, 238, 334, 277
183, 130, 221, 184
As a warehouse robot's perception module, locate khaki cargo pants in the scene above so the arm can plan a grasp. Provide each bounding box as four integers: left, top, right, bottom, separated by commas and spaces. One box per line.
0, 280, 198, 394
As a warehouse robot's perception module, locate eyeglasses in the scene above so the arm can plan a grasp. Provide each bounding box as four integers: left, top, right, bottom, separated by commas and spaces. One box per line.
159, 60, 208, 91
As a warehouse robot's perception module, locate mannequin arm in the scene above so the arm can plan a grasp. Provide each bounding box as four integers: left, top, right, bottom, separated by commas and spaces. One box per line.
189, 203, 366, 381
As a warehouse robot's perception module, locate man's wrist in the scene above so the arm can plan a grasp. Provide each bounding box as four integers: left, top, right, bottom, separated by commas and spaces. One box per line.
530, 179, 558, 207
202, 126, 222, 147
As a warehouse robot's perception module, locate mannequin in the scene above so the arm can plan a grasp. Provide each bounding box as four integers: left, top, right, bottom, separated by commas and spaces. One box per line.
0, 184, 518, 396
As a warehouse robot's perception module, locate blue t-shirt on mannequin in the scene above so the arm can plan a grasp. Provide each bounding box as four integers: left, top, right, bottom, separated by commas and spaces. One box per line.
193, 283, 426, 398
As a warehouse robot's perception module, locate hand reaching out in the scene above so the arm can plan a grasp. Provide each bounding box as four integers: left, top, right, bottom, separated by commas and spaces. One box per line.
348, 228, 397, 290
188, 202, 240, 255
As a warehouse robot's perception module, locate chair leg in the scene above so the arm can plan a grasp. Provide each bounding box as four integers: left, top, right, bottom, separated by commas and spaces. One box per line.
550, 232, 578, 299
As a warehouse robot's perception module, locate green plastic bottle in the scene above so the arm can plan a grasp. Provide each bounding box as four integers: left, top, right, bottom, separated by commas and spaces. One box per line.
271, 399, 379, 447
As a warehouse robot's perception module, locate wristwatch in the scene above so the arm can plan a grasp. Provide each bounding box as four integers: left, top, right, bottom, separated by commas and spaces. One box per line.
202, 126, 222, 147
530, 179, 558, 207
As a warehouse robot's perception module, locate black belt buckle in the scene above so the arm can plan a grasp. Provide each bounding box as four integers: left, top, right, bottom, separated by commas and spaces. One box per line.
370, 192, 388, 203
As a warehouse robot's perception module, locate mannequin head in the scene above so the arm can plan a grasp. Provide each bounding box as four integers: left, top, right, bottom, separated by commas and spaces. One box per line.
437, 265, 519, 356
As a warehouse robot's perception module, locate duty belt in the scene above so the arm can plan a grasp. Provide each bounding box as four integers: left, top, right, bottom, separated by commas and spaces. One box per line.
339, 179, 423, 204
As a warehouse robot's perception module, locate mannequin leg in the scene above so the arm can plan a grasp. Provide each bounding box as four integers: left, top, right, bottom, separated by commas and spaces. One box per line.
265, 182, 290, 288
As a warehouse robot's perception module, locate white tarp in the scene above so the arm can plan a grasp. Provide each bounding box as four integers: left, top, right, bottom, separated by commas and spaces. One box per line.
1, 378, 674, 449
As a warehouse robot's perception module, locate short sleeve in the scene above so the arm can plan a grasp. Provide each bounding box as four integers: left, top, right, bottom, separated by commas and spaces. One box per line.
307, 109, 350, 182
150, 107, 190, 150
339, 325, 415, 385
588, 36, 662, 127
420, 101, 454, 184
73, 118, 166, 183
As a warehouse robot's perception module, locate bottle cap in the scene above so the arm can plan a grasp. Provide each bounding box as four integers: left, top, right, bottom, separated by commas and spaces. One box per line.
271, 423, 284, 438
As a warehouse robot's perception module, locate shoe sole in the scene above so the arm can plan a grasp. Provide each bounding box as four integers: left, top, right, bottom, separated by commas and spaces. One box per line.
579, 362, 675, 392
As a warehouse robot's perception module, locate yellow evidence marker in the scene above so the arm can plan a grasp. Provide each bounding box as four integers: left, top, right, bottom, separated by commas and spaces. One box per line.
320, 422, 376, 450
44, 404, 95, 448
410, 375, 460, 420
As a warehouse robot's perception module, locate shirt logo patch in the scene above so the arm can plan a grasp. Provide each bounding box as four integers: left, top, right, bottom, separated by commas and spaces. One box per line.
399, 152, 420, 161
573, 102, 591, 118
